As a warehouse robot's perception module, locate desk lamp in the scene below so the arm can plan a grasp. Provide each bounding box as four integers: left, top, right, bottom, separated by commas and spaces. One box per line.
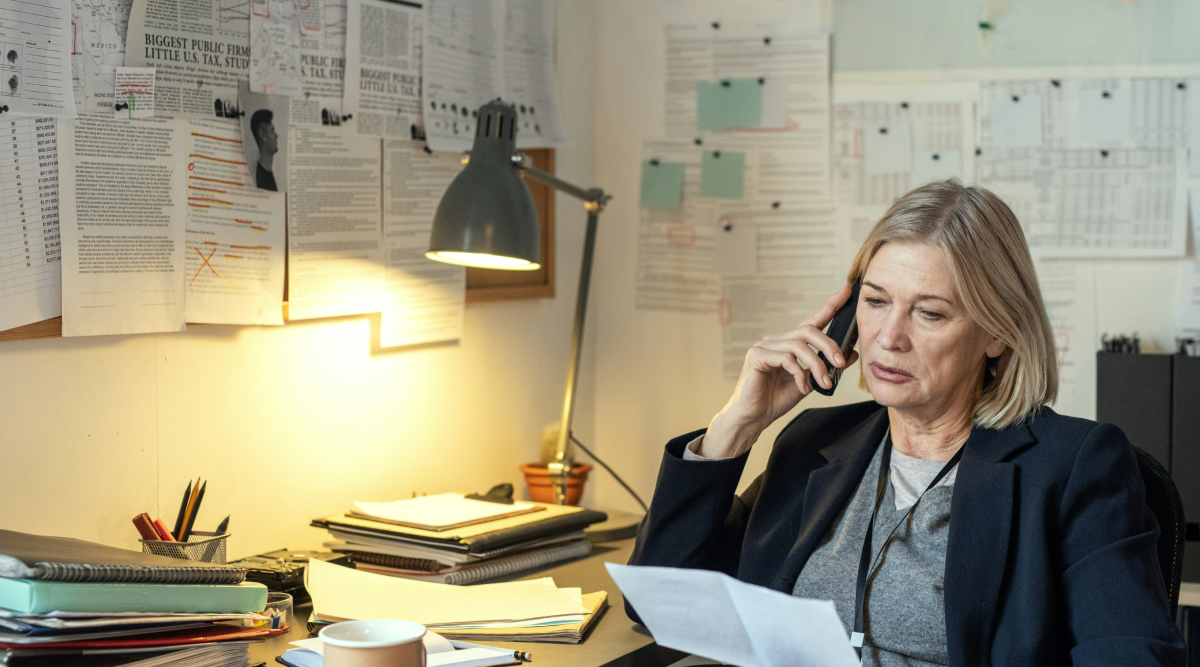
427, 100, 609, 508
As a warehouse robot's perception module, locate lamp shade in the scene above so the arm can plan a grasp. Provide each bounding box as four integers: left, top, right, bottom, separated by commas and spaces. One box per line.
427, 101, 541, 270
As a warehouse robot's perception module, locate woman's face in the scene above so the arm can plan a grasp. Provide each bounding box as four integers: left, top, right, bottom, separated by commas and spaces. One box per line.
857, 242, 1006, 419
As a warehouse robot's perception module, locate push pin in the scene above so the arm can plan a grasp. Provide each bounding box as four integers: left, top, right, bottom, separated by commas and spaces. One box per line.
763, 36, 770, 45
341, 114, 353, 121
713, 150, 721, 158
1012, 94, 1020, 103
649, 159, 660, 166
975, 147, 982, 156
1179, 82, 1188, 90
879, 127, 888, 134
694, 138, 703, 145
932, 153, 940, 161
1051, 80, 1061, 87
423, 146, 432, 154
757, 77, 765, 85
723, 223, 733, 231
1100, 149, 1109, 158
771, 201, 780, 209
900, 102, 909, 109
1102, 90, 1111, 99
720, 80, 731, 87
115, 102, 128, 111
0, 105, 8, 114
711, 21, 720, 29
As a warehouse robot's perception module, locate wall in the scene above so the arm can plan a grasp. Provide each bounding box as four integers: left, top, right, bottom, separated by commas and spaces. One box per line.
588, 0, 1200, 515
0, 0, 598, 559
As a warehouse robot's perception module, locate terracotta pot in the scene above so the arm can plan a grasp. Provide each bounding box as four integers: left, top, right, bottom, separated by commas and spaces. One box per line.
519, 463, 592, 506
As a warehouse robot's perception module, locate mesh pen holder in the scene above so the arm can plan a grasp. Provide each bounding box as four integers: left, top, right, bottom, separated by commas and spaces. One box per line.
140, 531, 230, 565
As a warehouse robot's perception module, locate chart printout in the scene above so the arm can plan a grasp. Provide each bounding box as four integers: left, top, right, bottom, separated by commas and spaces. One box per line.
0, 117, 61, 333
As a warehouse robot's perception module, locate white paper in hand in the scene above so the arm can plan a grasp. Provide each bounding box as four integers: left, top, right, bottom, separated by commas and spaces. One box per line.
606, 564, 858, 667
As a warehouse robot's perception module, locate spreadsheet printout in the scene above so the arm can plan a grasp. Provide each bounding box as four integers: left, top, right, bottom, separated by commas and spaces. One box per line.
0, 116, 61, 333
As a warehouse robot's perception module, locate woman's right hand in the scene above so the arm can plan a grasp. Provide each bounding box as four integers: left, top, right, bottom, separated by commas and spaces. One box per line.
698, 285, 860, 459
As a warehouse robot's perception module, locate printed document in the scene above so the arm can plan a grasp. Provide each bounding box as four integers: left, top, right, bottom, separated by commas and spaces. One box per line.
0, 117, 61, 333
421, 0, 567, 152
606, 564, 858, 667
343, 0, 423, 139
381, 140, 464, 347
1, 0, 76, 116
286, 126, 383, 320
58, 115, 187, 336
184, 119, 285, 325
124, 0, 250, 118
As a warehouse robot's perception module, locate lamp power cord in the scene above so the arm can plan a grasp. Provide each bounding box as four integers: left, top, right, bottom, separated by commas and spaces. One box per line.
568, 432, 649, 513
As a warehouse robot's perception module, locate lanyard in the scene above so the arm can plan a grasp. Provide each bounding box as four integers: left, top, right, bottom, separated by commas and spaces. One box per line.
850, 435, 963, 661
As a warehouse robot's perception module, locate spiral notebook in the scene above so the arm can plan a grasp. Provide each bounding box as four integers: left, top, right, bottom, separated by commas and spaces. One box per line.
351, 538, 594, 585
0, 530, 246, 585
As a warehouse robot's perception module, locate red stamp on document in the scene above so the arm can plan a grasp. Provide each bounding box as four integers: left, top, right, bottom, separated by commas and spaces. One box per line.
666, 225, 696, 248
718, 299, 732, 327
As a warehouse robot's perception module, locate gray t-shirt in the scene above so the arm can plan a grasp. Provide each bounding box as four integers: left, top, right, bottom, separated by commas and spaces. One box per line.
792, 440, 954, 667
684, 435, 957, 666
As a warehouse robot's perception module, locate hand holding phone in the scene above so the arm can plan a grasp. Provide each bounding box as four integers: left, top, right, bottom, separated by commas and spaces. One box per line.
813, 280, 861, 396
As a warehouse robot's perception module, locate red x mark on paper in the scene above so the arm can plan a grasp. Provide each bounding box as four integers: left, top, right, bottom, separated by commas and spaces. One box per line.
191, 246, 219, 285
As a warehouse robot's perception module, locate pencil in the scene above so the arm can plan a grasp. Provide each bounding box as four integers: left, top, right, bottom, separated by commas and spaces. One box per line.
182, 481, 207, 542
177, 479, 202, 541
171, 480, 192, 541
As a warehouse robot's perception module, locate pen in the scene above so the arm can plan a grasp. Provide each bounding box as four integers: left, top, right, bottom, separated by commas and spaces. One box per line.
512, 650, 532, 661
215, 516, 230, 534
171, 480, 192, 540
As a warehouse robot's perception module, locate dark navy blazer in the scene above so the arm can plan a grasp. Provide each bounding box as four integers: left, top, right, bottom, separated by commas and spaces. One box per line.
627, 401, 1186, 666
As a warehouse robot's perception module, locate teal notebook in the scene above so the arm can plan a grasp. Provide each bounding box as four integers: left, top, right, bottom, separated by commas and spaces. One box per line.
0, 578, 267, 614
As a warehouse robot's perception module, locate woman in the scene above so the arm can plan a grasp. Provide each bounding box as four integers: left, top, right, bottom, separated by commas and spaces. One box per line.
627, 180, 1185, 666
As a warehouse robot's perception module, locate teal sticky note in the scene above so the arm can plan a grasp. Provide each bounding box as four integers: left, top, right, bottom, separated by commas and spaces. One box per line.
700, 150, 745, 199
639, 160, 685, 209
696, 78, 763, 131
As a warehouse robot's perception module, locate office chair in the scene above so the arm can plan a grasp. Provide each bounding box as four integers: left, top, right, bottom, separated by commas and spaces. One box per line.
1132, 446, 1185, 617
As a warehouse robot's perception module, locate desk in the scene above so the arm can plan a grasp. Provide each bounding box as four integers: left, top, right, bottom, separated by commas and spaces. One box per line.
248, 538, 689, 667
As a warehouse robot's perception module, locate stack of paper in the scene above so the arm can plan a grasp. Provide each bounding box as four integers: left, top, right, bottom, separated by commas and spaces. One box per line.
306, 559, 607, 644
0, 531, 270, 663
314, 495, 605, 586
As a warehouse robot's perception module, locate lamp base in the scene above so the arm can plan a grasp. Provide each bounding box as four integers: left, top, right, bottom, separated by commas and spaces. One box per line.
584, 509, 644, 543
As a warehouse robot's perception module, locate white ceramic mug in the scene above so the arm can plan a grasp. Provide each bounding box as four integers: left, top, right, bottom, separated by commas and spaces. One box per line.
319, 619, 427, 667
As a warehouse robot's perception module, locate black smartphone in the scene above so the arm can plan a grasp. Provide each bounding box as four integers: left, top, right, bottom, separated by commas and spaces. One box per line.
813, 281, 861, 396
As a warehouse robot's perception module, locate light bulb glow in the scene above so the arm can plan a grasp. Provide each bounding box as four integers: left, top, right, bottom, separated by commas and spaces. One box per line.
426, 251, 540, 271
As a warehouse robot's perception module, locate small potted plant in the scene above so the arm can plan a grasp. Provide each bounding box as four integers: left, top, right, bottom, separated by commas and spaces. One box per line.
520, 424, 592, 505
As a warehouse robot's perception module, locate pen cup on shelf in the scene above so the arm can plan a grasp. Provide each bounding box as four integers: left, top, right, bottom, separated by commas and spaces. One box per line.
140, 531, 230, 565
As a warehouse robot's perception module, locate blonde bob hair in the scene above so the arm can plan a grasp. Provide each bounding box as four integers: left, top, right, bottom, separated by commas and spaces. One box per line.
848, 179, 1057, 430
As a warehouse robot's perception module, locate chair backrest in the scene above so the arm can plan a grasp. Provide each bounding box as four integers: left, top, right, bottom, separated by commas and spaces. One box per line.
1131, 445, 1185, 618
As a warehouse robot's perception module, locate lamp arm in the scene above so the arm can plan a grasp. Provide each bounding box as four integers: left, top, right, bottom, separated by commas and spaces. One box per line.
515, 157, 608, 208
512, 155, 606, 505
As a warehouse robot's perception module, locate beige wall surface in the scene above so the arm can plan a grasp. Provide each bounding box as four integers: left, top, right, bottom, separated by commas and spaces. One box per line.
0, 0, 598, 560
